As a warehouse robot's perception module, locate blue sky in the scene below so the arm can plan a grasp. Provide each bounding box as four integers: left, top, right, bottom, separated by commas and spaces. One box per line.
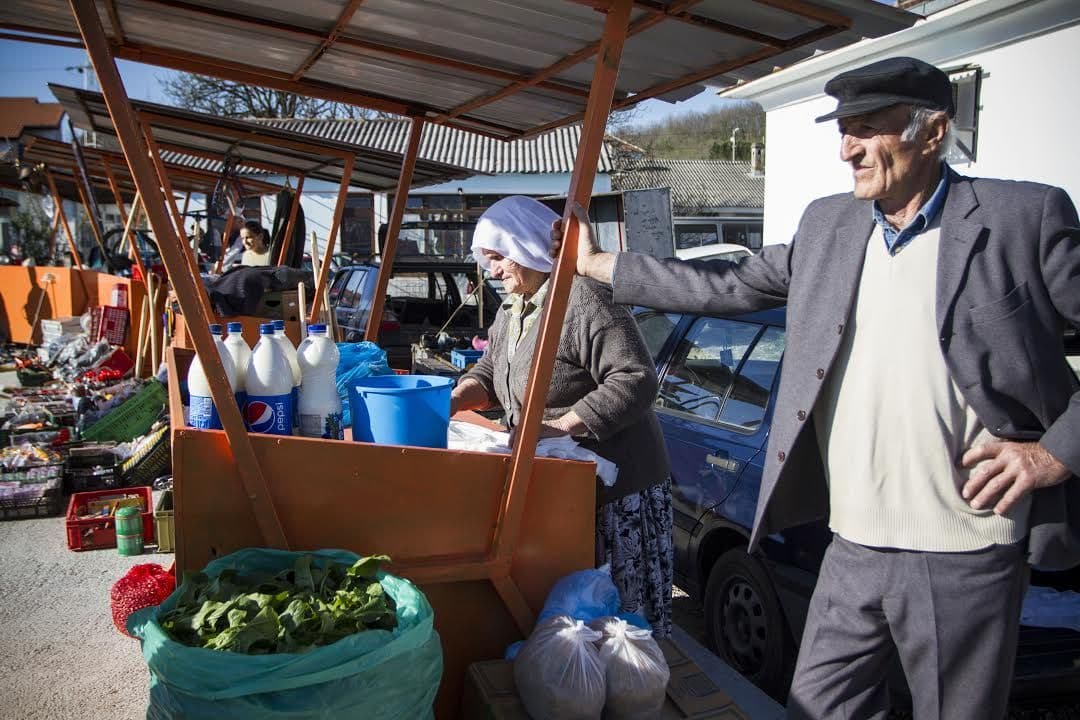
0, 36, 736, 130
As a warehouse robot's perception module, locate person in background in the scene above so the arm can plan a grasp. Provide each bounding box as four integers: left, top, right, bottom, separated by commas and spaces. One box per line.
450, 195, 674, 635
239, 220, 271, 267
556, 57, 1079, 719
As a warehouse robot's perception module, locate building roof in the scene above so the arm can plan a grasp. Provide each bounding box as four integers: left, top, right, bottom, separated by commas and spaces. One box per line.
721, 0, 1071, 111
611, 158, 764, 212
257, 118, 620, 174
0, 97, 64, 139
3, 0, 918, 141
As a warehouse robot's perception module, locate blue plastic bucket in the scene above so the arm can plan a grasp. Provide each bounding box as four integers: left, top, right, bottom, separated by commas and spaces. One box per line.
349, 375, 455, 448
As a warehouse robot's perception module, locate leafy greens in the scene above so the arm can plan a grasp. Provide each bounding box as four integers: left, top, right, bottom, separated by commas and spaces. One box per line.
159, 554, 397, 654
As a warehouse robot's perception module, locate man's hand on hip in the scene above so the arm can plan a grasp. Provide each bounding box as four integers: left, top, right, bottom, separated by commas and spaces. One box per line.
961, 441, 1072, 514
550, 202, 616, 284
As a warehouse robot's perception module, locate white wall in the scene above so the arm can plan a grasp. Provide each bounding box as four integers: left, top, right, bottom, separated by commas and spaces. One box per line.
759, 20, 1080, 246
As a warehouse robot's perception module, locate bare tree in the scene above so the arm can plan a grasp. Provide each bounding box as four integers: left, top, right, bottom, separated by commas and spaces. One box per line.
160, 73, 394, 120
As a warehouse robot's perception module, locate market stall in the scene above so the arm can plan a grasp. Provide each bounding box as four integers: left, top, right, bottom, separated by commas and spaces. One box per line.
0, 0, 918, 716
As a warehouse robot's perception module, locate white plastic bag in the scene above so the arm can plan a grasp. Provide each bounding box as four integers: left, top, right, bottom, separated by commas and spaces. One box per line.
514, 614, 607, 720
589, 616, 670, 720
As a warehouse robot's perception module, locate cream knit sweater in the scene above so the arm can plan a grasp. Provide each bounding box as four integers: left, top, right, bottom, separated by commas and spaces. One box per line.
813, 223, 1030, 551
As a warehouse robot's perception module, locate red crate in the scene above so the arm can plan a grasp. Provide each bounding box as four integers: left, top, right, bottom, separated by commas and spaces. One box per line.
65, 486, 154, 551
90, 306, 130, 346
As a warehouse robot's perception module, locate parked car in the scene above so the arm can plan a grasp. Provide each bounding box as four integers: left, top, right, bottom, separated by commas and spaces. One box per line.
632, 305, 1080, 703
329, 260, 502, 368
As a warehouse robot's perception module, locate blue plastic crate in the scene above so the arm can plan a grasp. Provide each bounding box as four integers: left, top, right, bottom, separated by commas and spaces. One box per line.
450, 349, 483, 370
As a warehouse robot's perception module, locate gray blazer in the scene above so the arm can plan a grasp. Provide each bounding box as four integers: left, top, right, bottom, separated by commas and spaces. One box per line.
464, 276, 670, 504
613, 170, 1080, 570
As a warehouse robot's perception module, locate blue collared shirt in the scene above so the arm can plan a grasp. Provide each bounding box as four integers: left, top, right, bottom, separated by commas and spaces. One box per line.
872, 163, 950, 255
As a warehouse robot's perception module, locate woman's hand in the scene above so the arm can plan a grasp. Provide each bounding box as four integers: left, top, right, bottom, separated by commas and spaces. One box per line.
550, 202, 616, 283
450, 377, 492, 414
509, 411, 589, 446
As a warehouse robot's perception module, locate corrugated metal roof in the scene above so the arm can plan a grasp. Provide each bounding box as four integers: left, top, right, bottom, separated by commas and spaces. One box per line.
3, 1, 919, 141
0, 97, 65, 138
255, 118, 615, 174
50, 84, 476, 191
18, 134, 283, 199
611, 158, 764, 212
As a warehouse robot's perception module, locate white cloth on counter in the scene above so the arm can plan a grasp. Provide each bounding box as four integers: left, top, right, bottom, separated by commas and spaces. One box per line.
448, 420, 619, 488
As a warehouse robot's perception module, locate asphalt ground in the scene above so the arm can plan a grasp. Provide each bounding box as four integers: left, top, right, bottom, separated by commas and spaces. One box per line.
0, 511, 170, 720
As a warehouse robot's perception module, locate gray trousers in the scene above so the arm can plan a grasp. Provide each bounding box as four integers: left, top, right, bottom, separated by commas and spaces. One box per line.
787, 534, 1028, 720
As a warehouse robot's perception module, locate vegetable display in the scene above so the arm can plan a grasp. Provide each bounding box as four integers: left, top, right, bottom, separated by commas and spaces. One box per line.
160, 554, 397, 654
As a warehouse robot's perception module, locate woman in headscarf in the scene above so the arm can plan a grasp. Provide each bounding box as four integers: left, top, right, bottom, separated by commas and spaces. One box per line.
451, 196, 674, 635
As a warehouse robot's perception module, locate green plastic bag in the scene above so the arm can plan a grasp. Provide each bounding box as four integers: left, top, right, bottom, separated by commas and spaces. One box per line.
129, 548, 442, 720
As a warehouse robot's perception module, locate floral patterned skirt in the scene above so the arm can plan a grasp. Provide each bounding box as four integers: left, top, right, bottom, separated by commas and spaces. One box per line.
595, 478, 674, 637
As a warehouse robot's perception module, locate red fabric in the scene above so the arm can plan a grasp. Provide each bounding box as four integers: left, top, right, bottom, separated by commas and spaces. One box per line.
109, 563, 176, 637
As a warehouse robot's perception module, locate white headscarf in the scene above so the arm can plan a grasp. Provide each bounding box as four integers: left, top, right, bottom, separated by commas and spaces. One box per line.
471, 196, 559, 273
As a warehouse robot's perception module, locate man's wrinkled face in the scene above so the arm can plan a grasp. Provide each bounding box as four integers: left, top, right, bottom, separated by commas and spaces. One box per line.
838, 105, 927, 204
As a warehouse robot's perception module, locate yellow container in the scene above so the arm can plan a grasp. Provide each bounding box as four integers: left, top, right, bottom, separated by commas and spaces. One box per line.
154, 489, 175, 553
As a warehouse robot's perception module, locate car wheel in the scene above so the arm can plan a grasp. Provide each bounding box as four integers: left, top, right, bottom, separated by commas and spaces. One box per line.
345, 331, 361, 343
704, 548, 795, 701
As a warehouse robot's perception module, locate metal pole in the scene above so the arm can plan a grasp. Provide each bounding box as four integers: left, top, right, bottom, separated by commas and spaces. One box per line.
308, 155, 354, 324
67, 0, 288, 549
363, 117, 424, 340
493, 0, 633, 567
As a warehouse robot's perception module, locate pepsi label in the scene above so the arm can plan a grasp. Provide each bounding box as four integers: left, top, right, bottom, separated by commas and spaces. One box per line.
189, 395, 222, 430
245, 394, 293, 435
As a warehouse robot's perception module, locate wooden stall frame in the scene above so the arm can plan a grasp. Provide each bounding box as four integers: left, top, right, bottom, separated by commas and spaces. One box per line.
44, 169, 83, 269
274, 174, 305, 266
70, 0, 289, 549
62, 0, 672, 714
307, 155, 354, 325
363, 117, 424, 340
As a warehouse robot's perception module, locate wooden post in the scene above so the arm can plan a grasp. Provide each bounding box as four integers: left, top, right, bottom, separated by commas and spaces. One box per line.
139, 117, 216, 322
73, 168, 111, 270
68, 0, 289, 549
48, 197, 61, 258
364, 117, 424, 340
213, 213, 237, 274
121, 192, 149, 282
275, 175, 305, 265
308, 155, 354, 324
181, 190, 191, 219
45, 170, 83, 269
493, 0, 633, 578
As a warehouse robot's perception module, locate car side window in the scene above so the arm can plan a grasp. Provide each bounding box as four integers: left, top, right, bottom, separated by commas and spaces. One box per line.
387, 273, 428, 298
338, 270, 365, 309
658, 318, 760, 423
634, 310, 682, 363
328, 271, 350, 305
718, 326, 785, 429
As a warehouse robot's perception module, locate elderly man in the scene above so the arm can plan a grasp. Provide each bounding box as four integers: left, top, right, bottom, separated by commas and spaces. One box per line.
558, 57, 1079, 719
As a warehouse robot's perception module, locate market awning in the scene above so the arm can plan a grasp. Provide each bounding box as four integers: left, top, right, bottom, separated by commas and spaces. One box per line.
18, 134, 284, 201
6, 1, 919, 141
49, 84, 476, 191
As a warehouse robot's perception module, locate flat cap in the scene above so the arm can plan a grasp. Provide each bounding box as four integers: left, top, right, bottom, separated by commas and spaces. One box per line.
815, 56, 954, 123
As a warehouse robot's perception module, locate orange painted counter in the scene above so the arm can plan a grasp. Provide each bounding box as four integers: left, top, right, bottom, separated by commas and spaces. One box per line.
166, 347, 596, 718
0, 266, 94, 345
0, 266, 161, 373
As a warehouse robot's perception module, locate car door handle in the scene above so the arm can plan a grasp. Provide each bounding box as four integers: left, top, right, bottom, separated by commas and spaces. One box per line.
706, 454, 742, 473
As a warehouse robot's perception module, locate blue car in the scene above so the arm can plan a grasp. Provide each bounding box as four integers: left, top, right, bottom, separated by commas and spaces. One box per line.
632, 306, 1080, 704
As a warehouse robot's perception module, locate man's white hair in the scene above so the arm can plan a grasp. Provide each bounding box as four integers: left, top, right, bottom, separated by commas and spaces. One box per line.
902, 106, 954, 159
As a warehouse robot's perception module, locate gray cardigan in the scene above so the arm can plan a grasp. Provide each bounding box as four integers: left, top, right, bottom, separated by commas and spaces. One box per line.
464, 276, 669, 504
613, 170, 1080, 570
